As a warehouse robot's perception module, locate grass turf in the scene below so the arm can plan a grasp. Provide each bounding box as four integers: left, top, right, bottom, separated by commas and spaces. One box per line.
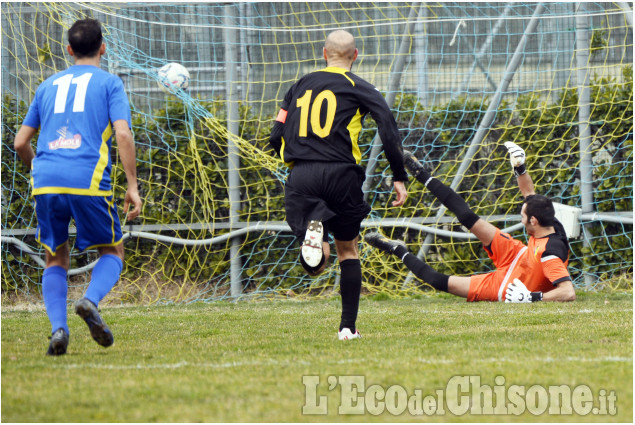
1, 291, 632, 422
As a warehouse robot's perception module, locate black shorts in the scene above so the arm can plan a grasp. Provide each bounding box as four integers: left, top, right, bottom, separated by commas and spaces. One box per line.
284, 161, 371, 242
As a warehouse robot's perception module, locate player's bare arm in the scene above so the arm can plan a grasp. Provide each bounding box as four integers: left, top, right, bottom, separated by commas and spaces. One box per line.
542, 280, 576, 302
505, 277, 575, 303
113, 119, 142, 220
14, 125, 38, 169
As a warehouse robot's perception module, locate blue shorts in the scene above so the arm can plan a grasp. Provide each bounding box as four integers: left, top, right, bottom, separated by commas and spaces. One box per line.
34, 194, 123, 255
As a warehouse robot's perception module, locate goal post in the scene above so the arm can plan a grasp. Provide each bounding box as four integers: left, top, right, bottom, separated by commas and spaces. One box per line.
1, 2, 632, 304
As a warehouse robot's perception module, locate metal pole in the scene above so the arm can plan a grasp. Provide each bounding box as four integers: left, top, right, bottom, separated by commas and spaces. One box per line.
617, 2, 633, 28
453, 2, 514, 100
362, 5, 419, 198
335, 5, 418, 293
414, 4, 429, 107
404, 3, 546, 287
197, 4, 213, 87
225, 5, 242, 297
575, 6, 595, 287
551, 3, 576, 101
239, 2, 249, 104
1, 7, 13, 99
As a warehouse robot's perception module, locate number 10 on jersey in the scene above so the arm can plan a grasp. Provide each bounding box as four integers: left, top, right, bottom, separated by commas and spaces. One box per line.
296, 89, 337, 138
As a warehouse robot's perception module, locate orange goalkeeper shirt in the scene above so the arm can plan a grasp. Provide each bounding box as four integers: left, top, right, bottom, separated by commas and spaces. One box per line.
468, 222, 571, 302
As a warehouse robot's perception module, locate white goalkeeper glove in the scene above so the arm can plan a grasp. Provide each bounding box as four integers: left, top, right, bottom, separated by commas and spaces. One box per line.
504, 141, 527, 177
505, 278, 543, 303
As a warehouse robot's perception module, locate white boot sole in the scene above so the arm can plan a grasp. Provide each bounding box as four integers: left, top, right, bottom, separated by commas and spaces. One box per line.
301, 220, 324, 267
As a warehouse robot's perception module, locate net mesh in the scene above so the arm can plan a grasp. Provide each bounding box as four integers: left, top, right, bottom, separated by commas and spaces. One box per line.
1, 2, 632, 304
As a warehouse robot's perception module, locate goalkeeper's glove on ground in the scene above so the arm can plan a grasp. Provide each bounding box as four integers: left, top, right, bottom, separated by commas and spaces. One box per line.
504, 141, 527, 177
505, 278, 543, 303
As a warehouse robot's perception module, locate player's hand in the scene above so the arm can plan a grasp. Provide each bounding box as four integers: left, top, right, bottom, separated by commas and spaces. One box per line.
392, 180, 407, 207
504, 142, 525, 168
505, 278, 532, 303
504, 142, 527, 177
123, 187, 142, 221
504, 141, 525, 168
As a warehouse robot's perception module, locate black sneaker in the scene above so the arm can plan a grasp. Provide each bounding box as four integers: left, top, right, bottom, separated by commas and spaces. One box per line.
364, 232, 406, 255
75, 298, 114, 347
46, 328, 69, 356
403, 150, 429, 183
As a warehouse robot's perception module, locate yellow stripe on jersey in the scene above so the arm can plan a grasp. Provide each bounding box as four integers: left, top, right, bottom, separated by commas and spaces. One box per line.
32, 187, 113, 196
89, 123, 112, 191
347, 108, 364, 164
320, 67, 355, 86
280, 136, 295, 168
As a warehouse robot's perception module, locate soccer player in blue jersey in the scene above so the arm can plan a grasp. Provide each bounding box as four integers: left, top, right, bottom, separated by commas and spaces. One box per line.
14, 18, 142, 355
269, 30, 408, 340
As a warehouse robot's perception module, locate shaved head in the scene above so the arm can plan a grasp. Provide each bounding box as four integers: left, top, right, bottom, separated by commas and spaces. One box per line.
325, 30, 357, 61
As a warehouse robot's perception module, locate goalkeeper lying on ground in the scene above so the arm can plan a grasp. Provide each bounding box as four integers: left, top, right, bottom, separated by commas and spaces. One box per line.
365, 142, 576, 303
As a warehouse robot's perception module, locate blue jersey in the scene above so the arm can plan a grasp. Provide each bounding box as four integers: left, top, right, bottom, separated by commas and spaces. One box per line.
22, 64, 132, 196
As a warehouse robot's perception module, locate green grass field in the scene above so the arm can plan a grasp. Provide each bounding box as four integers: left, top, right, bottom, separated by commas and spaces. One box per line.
1, 291, 632, 422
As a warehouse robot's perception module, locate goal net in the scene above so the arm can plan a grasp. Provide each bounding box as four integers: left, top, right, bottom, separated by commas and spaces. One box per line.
1, 2, 632, 304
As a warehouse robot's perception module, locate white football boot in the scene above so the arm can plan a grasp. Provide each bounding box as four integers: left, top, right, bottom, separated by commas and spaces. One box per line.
338, 328, 362, 341
301, 220, 324, 267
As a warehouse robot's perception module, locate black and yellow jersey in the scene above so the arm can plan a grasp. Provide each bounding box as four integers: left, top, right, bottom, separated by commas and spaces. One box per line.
269, 67, 408, 182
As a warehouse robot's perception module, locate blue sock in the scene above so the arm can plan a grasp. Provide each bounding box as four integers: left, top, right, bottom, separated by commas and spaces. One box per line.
84, 254, 123, 307
42, 266, 69, 334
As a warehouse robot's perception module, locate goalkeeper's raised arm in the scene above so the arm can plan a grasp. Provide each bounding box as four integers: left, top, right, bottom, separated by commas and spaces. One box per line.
504, 141, 535, 199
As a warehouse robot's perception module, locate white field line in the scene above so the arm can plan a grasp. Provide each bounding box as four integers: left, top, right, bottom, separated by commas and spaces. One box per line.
50, 356, 632, 371
397, 308, 634, 315
53, 358, 353, 370
416, 357, 633, 364
2, 305, 632, 314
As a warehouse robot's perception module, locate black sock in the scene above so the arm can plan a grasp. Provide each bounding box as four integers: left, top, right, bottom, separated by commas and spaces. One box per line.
425, 178, 480, 229
402, 253, 449, 292
393, 244, 409, 259
414, 168, 432, 184
339, 259, 361, 332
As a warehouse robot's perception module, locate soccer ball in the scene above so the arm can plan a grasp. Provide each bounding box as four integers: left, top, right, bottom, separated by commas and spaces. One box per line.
157, 63, 190, 94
